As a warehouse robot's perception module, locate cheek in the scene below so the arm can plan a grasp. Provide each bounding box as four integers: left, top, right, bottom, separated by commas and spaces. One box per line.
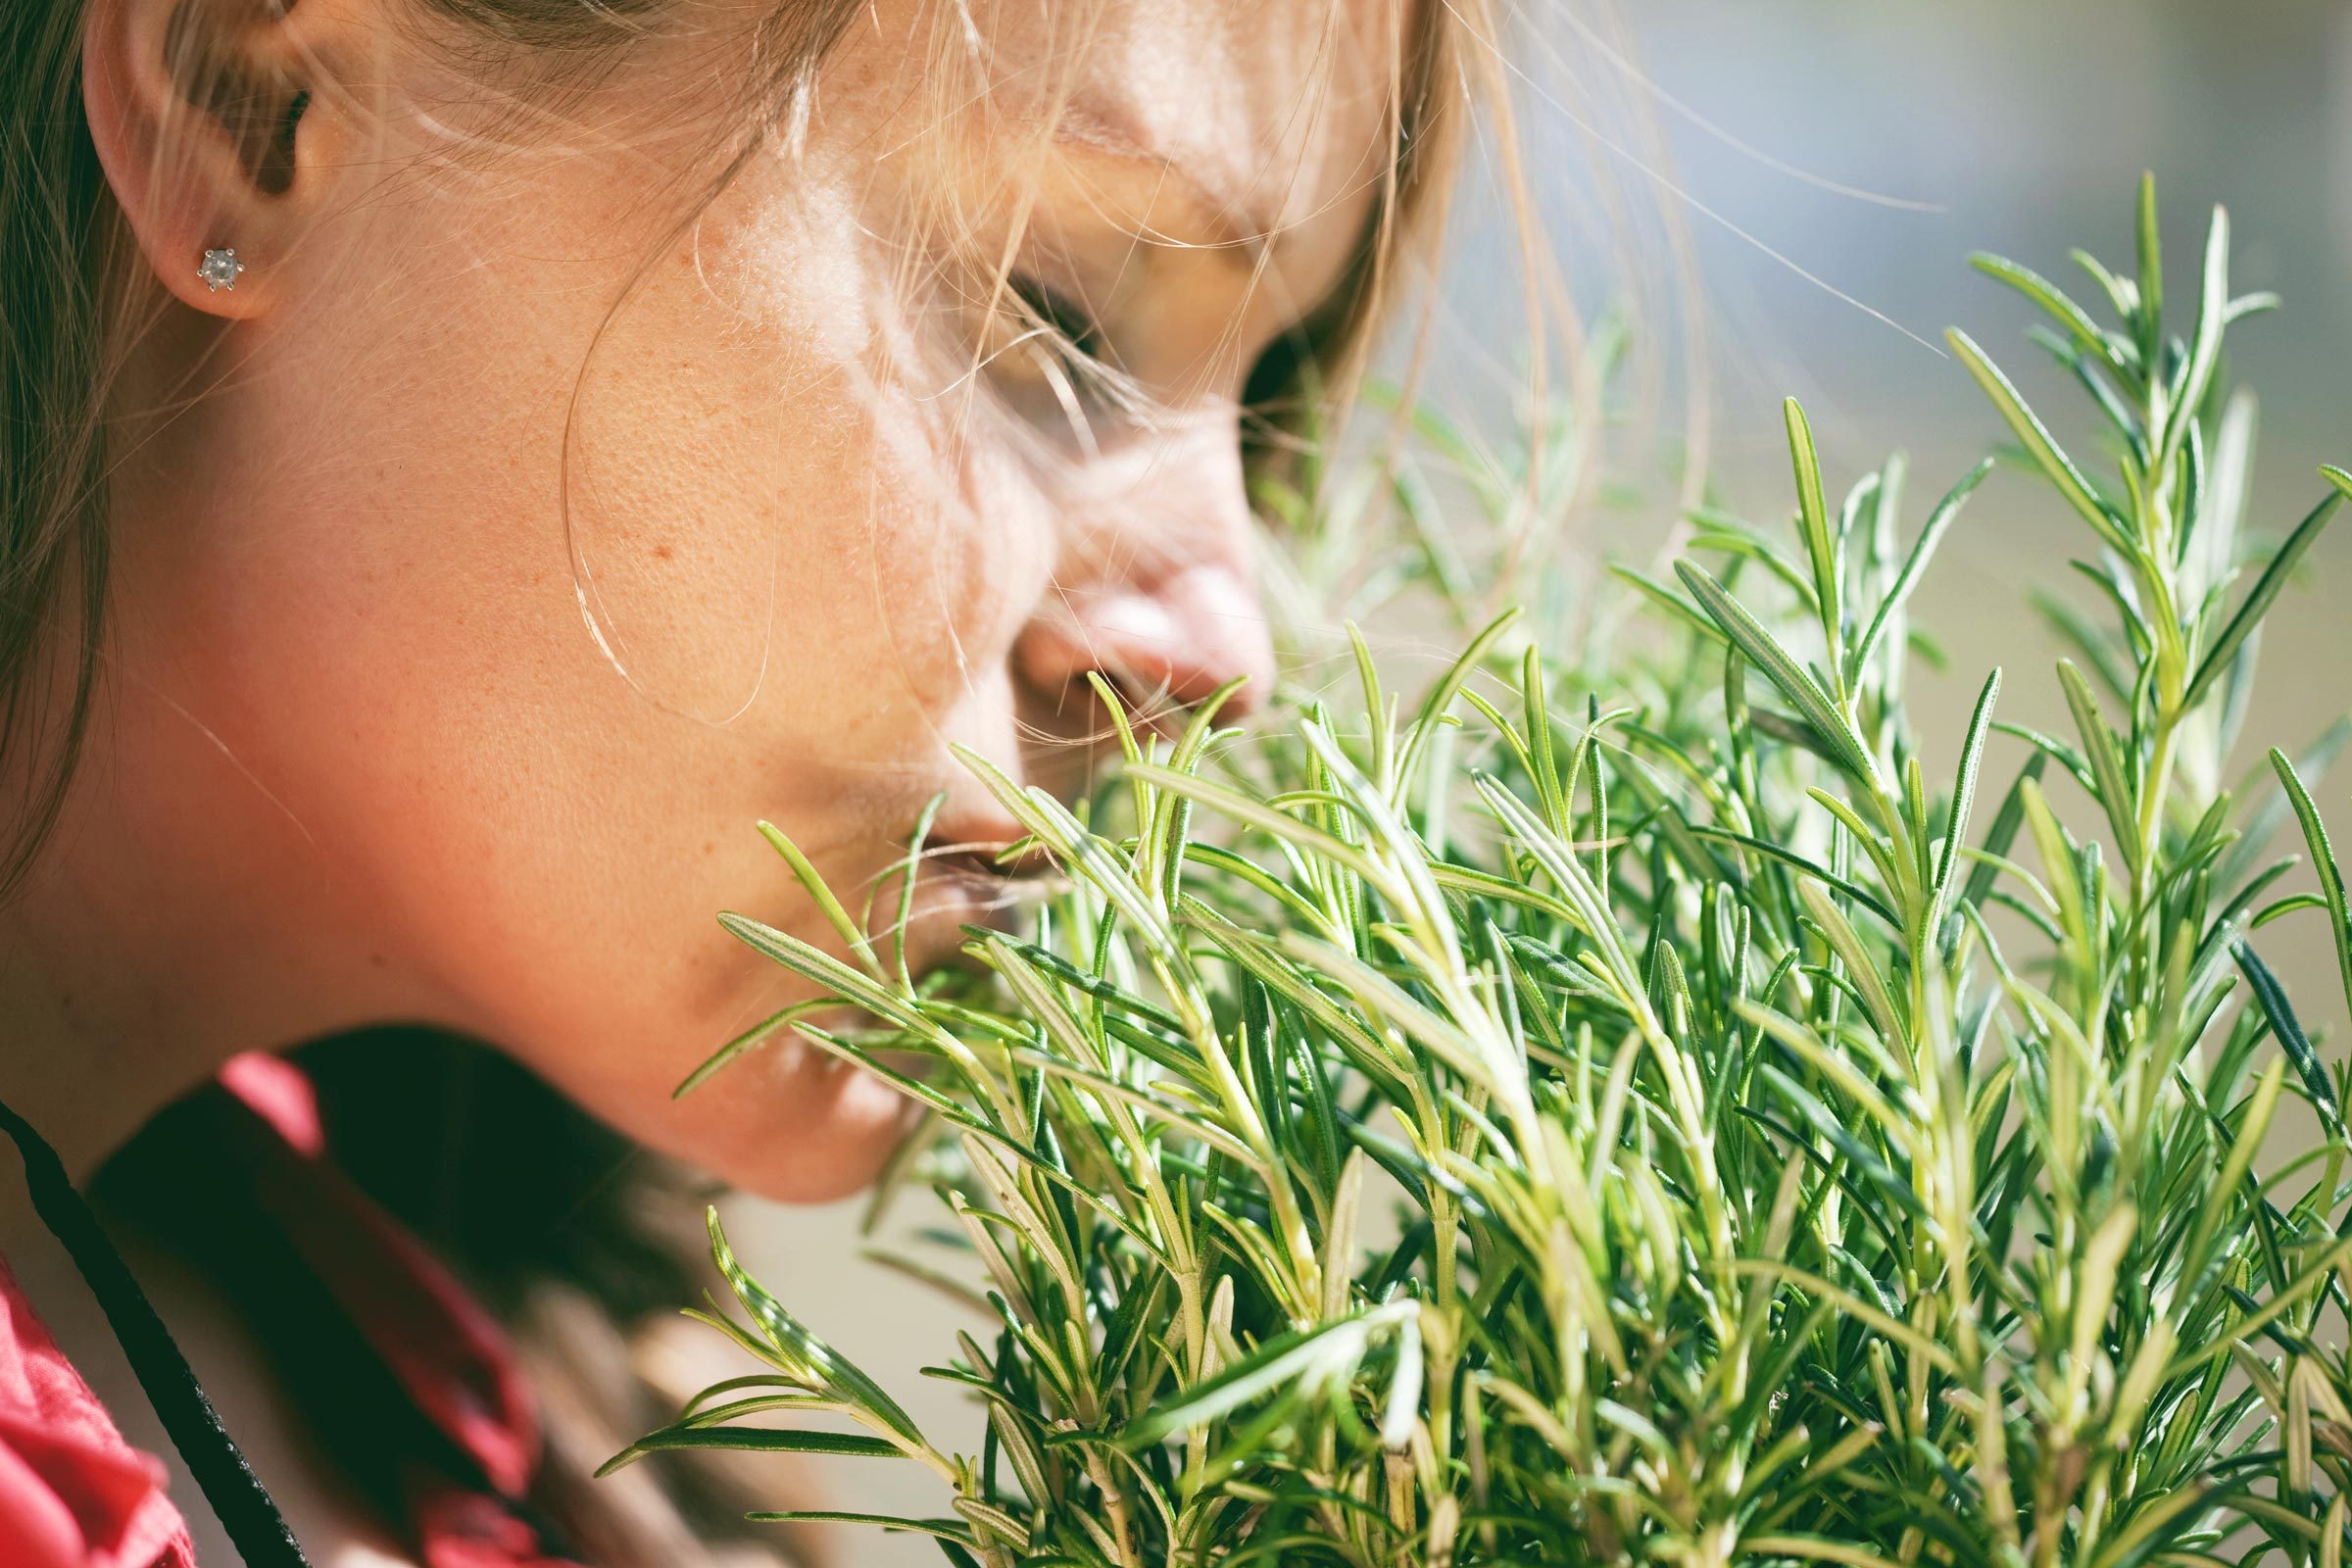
562, 176, 1055, 735
243, 172, 1059, 1194
156, 116, 1076, 1198
564, 304, 867, 725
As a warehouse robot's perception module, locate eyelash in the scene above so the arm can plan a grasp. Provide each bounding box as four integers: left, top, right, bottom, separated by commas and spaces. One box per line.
1006, 273, 1104, 365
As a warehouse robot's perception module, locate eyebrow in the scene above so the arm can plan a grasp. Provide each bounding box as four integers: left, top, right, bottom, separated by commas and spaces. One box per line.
1046, 99, 1276, 270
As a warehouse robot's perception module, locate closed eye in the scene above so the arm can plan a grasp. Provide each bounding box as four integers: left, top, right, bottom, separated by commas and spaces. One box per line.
985, 270, 1148, 448
1005, 272, 1105, 366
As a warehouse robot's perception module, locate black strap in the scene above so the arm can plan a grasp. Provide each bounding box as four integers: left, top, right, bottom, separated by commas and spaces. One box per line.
0, 1093, 311, 1568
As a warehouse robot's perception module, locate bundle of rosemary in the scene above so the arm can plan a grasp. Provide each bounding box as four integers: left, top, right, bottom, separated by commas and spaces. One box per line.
612, 177, 2352, 1565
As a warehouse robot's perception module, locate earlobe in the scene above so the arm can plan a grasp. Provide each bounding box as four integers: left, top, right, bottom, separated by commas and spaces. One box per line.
81, 0, 337, 320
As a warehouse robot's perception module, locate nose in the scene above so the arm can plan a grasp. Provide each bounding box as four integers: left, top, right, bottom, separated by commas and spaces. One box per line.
1012, 416, 1276, 740
1015, 562, 1276, 728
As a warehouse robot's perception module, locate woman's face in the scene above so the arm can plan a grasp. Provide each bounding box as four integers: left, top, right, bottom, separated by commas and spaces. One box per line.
99, 0, 1397, 1198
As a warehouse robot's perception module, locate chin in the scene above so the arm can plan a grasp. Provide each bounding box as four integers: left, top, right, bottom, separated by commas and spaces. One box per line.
570, 856, 1003, 1205
639, 1022, 929, 1204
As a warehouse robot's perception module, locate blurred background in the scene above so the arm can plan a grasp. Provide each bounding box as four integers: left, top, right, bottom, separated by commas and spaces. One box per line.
727, 2, 2352, 1558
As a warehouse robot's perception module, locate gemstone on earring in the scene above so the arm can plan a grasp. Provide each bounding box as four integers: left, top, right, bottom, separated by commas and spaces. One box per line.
197, 248, 244, 293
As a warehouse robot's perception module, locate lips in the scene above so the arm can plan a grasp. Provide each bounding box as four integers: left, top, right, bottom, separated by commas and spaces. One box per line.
922, 804, 1058, 891
873, 810, 1052, 975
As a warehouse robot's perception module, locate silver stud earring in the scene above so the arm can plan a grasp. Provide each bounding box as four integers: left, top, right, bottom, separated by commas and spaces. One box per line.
197, 247, 244, 293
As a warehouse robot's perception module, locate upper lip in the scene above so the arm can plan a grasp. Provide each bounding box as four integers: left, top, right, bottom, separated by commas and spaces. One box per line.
904, 816, 1057, 956
921, 813, 1053, 883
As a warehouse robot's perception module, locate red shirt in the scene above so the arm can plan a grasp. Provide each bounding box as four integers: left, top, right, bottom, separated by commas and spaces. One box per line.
0, 1250, 194, 1568
0, 1054, 583, 1568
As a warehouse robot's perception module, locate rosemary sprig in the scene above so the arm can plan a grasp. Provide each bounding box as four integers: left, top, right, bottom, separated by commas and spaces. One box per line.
634, 174, 2352, 1568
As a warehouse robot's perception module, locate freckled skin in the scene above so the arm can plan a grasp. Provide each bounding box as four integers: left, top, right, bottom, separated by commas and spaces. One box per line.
1, 0, 1400, 1202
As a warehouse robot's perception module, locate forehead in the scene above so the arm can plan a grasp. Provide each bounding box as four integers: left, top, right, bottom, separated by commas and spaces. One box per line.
879, 0, 1405, 300
1056, 0, 1401, 233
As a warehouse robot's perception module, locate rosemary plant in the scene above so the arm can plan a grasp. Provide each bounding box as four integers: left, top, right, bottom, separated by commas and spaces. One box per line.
613, 177, 2352, 1566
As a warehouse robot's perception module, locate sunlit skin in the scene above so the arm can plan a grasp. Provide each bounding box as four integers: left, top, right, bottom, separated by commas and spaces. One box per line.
0, 0, 1399, 1217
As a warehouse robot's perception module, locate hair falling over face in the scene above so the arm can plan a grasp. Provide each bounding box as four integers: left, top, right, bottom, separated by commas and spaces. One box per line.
553, 0, 1478, 744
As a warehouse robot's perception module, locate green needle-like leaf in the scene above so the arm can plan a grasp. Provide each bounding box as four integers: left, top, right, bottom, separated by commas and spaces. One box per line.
2271, 745, 2352, 1028
2185, 482, 2344, 710
1675, 560, 1876, 785
1850, 458, 1993, 684
2234, 941, 2343, 1136
1970, 253, 2120, 362
2056, 658, 2141, 876
598, 1426, 903, 1478
1115, 1303, 1415, 1450
1933, 668, 2002, 927
1784, 398, 1842, 650
2135, 169, 2164, 358
1948, 327, 2132, 553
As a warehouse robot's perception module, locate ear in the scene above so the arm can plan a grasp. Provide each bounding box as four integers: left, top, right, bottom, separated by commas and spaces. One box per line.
82, 0, 361, 319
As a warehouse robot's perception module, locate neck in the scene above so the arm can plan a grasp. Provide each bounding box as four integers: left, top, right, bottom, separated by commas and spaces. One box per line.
1, 334, 462, 1189
0, 864, 289, 1184
0, 630, 444, 1187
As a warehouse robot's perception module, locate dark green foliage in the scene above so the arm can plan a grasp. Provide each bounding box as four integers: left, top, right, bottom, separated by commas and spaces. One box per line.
637, 178, 2352, 1567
